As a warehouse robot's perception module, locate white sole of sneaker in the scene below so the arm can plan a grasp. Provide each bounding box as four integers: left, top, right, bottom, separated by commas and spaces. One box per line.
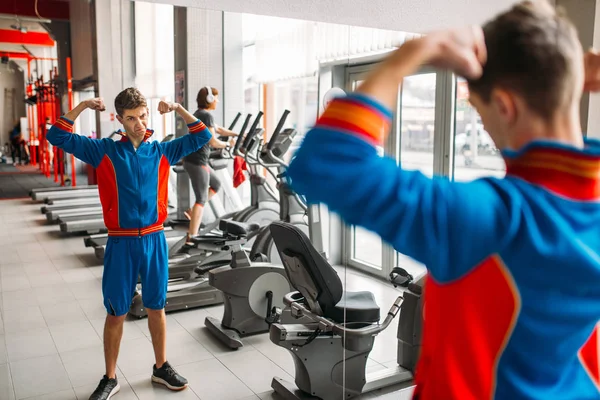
151, 375, 188, 391
107, 383, 121, 399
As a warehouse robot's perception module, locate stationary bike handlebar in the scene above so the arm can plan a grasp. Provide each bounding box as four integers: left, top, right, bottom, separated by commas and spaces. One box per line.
284, 292, 404, 337
266, 109, 290, 151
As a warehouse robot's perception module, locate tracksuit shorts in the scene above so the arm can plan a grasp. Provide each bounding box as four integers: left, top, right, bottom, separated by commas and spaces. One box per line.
102, 231, 168, 316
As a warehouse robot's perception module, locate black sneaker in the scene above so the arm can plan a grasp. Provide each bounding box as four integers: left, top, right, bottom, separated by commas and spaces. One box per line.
152, 361, 188, 390
89, 375, 120, 400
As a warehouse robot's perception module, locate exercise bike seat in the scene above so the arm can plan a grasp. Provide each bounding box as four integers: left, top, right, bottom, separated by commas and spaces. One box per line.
269, 221, 381, 324
330, 291, 380, 325
219, 219, 260, 237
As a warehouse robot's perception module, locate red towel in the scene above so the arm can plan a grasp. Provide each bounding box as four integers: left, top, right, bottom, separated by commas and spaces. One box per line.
233, 156, 248, 188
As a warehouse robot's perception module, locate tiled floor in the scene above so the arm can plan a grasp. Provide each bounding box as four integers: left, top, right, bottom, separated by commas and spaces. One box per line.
0, 198, 417, 400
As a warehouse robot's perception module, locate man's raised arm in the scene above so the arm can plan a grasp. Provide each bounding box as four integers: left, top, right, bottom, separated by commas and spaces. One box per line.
47, 98, 109, 168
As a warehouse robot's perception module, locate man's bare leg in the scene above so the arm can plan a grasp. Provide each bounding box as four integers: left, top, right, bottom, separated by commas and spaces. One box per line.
104, 314, 127, 378
147, 308, 167, 368
147, 308, 188, 390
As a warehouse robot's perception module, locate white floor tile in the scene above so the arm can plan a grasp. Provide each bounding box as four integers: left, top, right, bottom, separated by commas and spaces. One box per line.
77, 299, 107, 320
28, 272, 65, 289
68, 280, 102, 301
1, 273, 31, 292
49, 321, 102, 353
157, 330, 213, 367
34, 284, 77, 306
0, 363, 15, 400
219, 349, 294, 394
3, 289, 40, 311
10, 354, 71, 399
41, 302, 87, 327
116, 337, 157, 379
60, 345, 124, 388
3, 306, 47, 333
51, 257, 85, 271
22, 389, 77, 400
6, 328, 57, 362
176, 359, 254, 400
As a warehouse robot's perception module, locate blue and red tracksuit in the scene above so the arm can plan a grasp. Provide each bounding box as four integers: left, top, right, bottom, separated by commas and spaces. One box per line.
287, 93, 600, 399
47, 117, 211, 315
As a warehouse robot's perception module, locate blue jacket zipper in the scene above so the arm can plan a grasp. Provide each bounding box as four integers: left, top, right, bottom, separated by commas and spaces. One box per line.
133, 142, 142, 238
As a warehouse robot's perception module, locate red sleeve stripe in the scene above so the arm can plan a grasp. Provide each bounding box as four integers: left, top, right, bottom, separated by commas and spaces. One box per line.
188, 120, 207, 133
317, 99, 390, 145
55, 118, 74, 132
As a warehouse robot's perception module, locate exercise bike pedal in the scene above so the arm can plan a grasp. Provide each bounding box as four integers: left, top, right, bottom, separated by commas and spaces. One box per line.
204, 316, 244, 349
265, 306, 282, 325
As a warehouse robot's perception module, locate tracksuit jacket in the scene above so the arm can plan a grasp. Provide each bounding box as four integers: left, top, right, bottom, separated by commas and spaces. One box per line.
47, 116, 211, 236
287, 93, 600, 400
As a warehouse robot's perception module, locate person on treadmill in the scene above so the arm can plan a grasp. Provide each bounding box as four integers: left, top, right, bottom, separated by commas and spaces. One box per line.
47, 87, 212, 400
182, 86, 238, 247
286, 1, 600, 399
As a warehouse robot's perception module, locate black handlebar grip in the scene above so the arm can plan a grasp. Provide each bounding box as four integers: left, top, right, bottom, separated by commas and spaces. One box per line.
267, 109, 290, 151
228, 112, 242, 130
234, 114, 252, 152
242, 111, 264, 149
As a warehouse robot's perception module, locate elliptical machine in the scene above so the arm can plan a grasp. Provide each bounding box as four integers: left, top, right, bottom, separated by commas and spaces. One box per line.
267, 221, 424, 400
166, 111, 296, 277
250, 112, 309, 264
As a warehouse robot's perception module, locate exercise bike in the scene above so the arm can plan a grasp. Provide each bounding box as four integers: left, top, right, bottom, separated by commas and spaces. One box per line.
202, 218, 295, 349
267, 221, 424, 400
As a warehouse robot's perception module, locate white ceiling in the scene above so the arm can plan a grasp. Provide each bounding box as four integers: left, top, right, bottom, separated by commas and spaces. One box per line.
0, 16, 47, 33
136, 0, 521, 33
0, 15, 52, 59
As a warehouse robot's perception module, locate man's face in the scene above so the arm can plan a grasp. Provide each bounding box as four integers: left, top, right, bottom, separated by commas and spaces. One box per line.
117, 106, 148, 141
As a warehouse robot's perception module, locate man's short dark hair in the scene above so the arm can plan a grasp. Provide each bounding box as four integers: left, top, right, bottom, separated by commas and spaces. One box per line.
114, 88, 147, 116
468, 1, 582, 119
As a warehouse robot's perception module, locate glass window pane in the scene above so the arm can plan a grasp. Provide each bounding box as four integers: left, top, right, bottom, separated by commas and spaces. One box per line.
453, 78, 505, 181
352, 226, 382, 268
396, 73, 436, 277
400, 73, 436, 177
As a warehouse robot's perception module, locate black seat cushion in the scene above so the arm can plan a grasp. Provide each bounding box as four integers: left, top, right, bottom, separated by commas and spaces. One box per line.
219, 219, 260, 237
328, 291, 380, 324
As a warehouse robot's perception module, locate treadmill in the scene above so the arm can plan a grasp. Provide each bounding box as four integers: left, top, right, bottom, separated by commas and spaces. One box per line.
30, 185, 98, 200
46, 206, 103, 223
41, 197, 101, 214
59, 215, 106, 234
128, 219, 261, 318
38, 188, 99, 203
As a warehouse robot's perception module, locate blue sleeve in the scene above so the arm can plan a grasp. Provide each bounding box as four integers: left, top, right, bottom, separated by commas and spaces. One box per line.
160, 120, 212, 165
46, 117, 108, 168
287, 94, 520, 282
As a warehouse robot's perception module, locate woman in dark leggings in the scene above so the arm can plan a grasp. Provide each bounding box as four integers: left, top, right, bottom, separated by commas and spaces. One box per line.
183, 86, 238, 244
